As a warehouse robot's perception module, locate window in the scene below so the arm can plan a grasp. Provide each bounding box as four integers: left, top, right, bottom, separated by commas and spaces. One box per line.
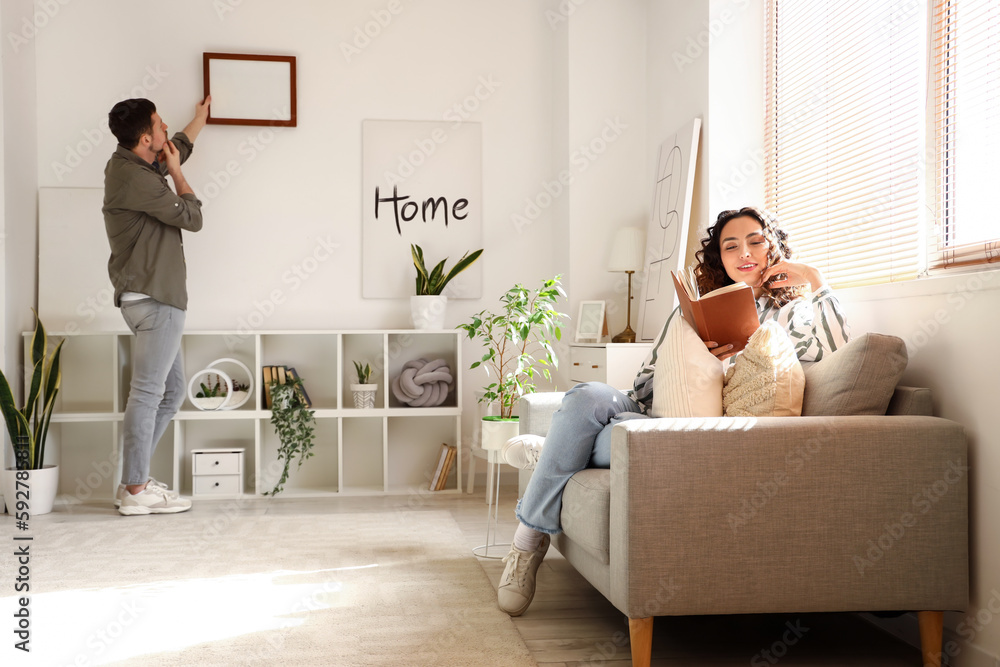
765, 0, 1000, 288
931, 0, 1000, 268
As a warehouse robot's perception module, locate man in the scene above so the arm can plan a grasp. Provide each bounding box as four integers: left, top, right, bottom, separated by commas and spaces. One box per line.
103, 96, 210, 515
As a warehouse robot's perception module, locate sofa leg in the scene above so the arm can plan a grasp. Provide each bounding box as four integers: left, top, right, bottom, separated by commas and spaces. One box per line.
628, 617, 653, 667
918, 610, 943, 667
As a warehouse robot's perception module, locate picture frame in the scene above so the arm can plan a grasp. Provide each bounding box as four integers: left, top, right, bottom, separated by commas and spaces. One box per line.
203, 52, 297, 127
575, 301, 608, 343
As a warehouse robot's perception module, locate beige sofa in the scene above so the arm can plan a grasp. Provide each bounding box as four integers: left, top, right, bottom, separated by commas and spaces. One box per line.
517, 334, 969, 667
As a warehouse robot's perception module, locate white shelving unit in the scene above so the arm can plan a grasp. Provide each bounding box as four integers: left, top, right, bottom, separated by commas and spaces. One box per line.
28, 329, 462, 503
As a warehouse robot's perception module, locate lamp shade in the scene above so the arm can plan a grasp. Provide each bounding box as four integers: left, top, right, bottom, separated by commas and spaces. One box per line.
607, 227, 646, 272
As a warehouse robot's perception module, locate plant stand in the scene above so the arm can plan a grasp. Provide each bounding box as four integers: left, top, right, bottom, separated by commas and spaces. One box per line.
472, 416, 518, 559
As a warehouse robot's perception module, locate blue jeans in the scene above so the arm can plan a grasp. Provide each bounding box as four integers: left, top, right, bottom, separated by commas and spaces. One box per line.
120, 298, 186, 486
515, 382, 650, 534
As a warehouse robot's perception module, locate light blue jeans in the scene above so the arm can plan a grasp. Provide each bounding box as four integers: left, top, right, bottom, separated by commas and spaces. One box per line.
120, 298, 186, 486
515, 382, 650, 534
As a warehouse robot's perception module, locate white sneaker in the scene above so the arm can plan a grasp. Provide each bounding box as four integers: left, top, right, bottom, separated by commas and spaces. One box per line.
497, 534, 550, 616
501, 434, 545, 470
118, 484, 192, 516
114, 477, 173, 508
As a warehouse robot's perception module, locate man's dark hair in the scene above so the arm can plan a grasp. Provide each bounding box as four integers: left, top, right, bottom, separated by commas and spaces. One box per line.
108, 98, 156, 149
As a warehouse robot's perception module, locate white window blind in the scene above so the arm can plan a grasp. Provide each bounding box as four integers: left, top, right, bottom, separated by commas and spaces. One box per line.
765, 1, 925, 288
932, 0, 1000, 268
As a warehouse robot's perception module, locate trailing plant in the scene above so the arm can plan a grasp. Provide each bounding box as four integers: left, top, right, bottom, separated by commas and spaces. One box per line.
0, 310, 65, 471
265, 376, 316, 496
411, 244, 483, 296
353, 361, 373, 385
458, 276, 567, 419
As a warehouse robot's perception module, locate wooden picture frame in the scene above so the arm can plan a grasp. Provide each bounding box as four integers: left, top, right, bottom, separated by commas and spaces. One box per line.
575, 301, 608, 343
203, 52, 297, 127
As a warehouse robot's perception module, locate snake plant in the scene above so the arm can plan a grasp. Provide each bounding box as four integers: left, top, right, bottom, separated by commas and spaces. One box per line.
411, 244, 483, 296
0, 310, 64, 470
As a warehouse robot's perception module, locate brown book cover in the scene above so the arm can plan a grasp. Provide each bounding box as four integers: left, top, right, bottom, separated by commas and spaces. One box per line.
671, 271, 760, 353
429, 443, 450, 491
435, 445, 456, 491
262, 365, 275, 409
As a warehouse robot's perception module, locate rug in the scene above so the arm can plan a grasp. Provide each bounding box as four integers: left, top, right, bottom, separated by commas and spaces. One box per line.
0, 509, 534, 666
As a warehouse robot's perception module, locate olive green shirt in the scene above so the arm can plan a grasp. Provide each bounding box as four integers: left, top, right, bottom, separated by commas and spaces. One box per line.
103, 132, 202, 310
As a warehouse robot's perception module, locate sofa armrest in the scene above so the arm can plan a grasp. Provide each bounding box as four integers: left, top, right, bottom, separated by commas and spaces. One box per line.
519, 392, 566, 437
608, 415, 968, 619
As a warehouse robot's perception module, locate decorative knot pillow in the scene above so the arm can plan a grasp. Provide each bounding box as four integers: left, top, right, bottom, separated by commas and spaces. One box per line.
651, 309, 724, 419
723, 321, 804, 417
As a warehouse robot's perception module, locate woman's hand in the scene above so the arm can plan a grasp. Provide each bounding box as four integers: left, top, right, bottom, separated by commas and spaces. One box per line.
706, 341, 737, 361
758, 260, 826, 292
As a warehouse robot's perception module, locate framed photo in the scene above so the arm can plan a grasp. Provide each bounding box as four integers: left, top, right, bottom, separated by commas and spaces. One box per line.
203, 52, 297, 127
575, 301, 608, 343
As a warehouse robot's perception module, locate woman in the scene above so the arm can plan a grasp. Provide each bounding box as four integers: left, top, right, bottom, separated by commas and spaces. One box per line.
496, 206, 850, 616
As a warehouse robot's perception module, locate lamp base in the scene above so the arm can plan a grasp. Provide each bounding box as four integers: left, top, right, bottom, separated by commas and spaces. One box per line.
612, 326, 636, 344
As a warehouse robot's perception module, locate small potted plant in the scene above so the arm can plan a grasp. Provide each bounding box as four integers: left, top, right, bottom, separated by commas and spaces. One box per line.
187, 358, 254, 411
265, 374, 316, 496
458, 276, 567, 450
410, 244, 483, 329
0, 310, 65, 515
350, 361, 378, 409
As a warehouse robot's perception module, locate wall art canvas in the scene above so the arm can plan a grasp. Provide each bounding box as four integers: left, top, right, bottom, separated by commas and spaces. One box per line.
635, 118, 702, 342
362, 120, 482, 299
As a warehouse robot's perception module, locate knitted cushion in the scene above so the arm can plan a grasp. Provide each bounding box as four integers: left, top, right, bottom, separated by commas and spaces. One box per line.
390, 358, 453, 407
651, 310, 724, 419
723, 321, 805, 417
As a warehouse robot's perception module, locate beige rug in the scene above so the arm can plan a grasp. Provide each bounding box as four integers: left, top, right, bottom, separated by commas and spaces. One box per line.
0, 509, 534, 666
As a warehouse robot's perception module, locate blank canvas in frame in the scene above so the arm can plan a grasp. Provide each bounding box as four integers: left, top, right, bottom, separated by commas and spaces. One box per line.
636, 118, 701, 342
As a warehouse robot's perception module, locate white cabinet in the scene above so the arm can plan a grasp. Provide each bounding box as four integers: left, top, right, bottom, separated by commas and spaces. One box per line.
192, 448, 244, 498
29, 330, 463, 503
568, 342, 653, 391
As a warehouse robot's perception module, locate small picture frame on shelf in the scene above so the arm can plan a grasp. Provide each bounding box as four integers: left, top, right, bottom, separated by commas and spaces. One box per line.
575, 301, 608, 343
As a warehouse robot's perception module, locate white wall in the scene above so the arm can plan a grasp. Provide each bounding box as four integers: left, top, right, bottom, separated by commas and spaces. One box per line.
2, 0, 39, 405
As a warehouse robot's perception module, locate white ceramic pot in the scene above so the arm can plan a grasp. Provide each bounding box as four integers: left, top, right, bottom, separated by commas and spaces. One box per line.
350, 383, 378, 409
410, 295, 448, 330
3, 465, 60, 516
481, 417, 519, 452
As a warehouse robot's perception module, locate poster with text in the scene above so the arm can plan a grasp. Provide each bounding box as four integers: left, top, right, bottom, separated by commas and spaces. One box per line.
362, 119, 483, 298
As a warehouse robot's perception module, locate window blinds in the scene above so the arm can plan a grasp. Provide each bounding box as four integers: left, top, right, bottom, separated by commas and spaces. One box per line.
932, 0, 1000, 268
765, 1, 924, 288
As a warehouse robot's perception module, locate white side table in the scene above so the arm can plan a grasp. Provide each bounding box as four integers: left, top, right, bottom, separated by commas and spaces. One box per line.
569, 342, 653, 390
191, 448, 245, 498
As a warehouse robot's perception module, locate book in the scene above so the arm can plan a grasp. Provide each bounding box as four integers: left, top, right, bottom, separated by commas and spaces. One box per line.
262, 365, 275, 409
435, 445, 457, 491
429, 443, 451, 491
284, 367, 313, 408
671, 269, 760, 354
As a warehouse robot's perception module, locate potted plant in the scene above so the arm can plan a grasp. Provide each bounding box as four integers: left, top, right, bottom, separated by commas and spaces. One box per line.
410, 244, 483, 329
350, 361, 378, 409
458, 276, 567, 450
188, 358, 254, 411
265, 374, 316, 496
0, 310, 65, 515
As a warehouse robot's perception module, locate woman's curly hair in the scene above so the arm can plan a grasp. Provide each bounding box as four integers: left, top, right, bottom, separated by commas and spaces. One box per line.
694, 206, 803, 307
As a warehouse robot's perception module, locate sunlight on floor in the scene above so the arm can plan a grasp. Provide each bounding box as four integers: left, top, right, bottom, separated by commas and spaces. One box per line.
2, 565, 377, 665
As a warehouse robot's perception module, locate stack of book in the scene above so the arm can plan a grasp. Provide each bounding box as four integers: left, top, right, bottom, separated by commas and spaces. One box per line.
429, 443, 457, 491
262, 365, 313, 409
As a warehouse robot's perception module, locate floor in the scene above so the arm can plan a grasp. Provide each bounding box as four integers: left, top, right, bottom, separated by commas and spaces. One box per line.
43, 484, 926, 666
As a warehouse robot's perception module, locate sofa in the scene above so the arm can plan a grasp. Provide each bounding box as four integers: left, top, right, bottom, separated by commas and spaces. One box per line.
517, 333, 969, 667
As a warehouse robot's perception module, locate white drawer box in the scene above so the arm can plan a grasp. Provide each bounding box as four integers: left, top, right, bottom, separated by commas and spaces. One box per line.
568, 343, 653, 390
193, 451, 242, 476
194, 475, 242, 496
569, 346, 606, 384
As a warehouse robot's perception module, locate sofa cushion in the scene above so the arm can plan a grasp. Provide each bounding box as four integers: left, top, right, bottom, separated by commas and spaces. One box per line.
801, 332, 908, 416
723, 321, 805, 417
559, 469, 611, 564
651, 310, 724, 418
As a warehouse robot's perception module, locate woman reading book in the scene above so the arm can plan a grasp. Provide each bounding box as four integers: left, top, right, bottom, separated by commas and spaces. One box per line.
496, 206, 850, 617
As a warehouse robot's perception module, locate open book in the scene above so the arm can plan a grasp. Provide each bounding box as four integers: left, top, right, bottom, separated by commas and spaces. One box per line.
671, 269, 760, 354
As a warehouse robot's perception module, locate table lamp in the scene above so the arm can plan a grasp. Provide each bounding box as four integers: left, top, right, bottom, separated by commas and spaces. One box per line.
607, 227, 646, 343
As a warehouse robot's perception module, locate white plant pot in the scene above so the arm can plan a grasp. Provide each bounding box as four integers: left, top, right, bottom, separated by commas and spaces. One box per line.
481, 417, 519, 452
3, 465, 60, 516
410, 295, 448, 330
350, 383, 378, 409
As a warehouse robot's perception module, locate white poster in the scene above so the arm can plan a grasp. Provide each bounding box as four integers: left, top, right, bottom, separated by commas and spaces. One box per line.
636, 118, 702, 341
362, 120, 482, 299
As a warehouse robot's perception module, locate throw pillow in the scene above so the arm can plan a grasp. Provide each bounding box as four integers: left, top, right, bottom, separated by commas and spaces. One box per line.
800, 332, 908, 416
722, 321, 805, 417
651, 310, 724, 418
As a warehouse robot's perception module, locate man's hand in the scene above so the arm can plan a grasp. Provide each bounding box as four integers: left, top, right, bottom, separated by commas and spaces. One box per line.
162, 140, 193, 196
182, 95, 212, 142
